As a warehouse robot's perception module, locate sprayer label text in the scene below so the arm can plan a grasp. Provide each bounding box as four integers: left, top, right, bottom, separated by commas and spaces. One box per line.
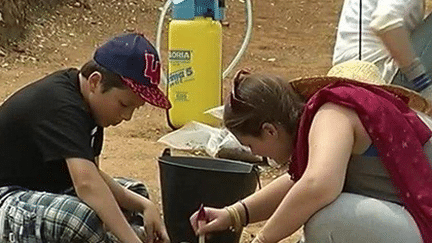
174, 91, 188, 102
169, 50, 192, 62
169, 67, 194, 86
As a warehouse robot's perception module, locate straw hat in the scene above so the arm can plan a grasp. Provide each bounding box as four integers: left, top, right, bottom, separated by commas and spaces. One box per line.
289, 60, 432, 114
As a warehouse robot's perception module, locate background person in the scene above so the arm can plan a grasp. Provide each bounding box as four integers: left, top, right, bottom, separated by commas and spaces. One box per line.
333, 0, 432, 97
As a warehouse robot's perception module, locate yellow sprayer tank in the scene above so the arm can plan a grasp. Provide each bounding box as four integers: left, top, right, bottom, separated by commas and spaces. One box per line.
167, 16, 222, 129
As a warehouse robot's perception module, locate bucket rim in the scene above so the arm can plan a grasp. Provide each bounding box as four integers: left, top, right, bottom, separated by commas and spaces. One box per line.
158, 155, 256, 174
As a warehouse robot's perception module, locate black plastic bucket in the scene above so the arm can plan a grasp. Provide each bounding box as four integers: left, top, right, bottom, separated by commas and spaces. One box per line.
158, 149, 259, 243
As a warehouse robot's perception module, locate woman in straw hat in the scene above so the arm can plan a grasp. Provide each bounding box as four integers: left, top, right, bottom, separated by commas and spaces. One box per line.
190, 60, 432, 242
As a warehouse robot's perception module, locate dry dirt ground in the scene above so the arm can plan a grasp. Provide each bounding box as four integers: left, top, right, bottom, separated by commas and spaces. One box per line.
1, 0, 431, 242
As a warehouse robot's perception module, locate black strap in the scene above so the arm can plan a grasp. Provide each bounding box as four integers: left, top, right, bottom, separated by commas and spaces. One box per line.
359, 0, 362, 60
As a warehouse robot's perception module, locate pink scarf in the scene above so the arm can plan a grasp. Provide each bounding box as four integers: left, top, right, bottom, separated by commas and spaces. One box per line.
289, 82, 432, 241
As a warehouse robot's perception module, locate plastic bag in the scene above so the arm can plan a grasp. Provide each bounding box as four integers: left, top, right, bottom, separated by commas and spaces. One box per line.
157, 121, 263, 163
158, 105, 266, 163
157, 121, 221, 156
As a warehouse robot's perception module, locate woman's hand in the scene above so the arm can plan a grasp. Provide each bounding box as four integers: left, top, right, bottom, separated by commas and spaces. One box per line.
189, 206, 232, 236
142, 200, 170, 243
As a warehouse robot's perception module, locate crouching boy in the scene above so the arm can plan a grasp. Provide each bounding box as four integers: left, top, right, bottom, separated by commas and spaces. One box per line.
0, 33, 171, 242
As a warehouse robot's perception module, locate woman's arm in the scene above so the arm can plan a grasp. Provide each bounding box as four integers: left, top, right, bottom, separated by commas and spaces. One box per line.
242, 173, 294, 224
66, 158, 143, 243
256, 103, 357, 243
191, 172, 294, 235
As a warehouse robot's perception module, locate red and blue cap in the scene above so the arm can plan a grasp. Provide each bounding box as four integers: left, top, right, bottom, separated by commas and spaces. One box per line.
94, 33, 171, 109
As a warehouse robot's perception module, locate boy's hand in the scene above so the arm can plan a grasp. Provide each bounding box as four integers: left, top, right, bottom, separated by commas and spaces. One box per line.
142, 199, 170, 243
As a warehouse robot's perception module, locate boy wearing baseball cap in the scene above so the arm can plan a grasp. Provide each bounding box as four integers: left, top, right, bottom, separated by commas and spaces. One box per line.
0, 33, 170, 242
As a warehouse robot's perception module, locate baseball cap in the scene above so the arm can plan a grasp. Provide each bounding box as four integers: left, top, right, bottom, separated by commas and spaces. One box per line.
94, 33, 171, 109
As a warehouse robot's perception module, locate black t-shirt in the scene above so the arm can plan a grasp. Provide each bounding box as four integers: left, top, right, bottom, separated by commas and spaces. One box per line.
0, 68, 103, 193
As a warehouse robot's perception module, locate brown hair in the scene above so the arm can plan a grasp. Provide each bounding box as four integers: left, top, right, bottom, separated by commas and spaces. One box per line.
224, 70, 305, 137
80, 59, 126, 93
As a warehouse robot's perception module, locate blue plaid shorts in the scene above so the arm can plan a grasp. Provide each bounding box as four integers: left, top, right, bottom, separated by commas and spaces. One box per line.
0, 177, 148, 243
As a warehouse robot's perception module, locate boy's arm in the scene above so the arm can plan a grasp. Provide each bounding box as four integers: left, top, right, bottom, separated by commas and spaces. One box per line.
98, 170, 170, 243
98, 169, 149, 210
66, 157, 142, 243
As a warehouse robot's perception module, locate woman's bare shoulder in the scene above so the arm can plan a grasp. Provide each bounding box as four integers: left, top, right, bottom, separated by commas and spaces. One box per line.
314, 102, 372, 154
